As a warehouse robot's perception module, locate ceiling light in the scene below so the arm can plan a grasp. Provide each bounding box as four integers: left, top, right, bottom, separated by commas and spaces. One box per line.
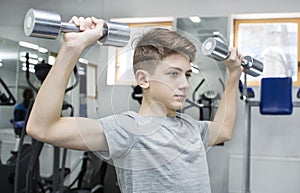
79, 58, 89, 64
38, 57, 44, 62
189, 16, 201, 23
19, 57, 26, 62
48, 55, 56, 65
28, 58, 38, 64
38, 47, 48, 53
19, 41, 39, 50
191, 63, 200, 73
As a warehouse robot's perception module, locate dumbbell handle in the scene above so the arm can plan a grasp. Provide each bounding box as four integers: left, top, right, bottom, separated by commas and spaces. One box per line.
202, 37, 264, 77
60, 22, 108, 38
60, 22, 80, 33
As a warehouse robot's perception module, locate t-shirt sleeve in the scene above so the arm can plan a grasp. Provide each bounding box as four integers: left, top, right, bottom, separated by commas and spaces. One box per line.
198, 121, 209, 149
96, 114, 135, 160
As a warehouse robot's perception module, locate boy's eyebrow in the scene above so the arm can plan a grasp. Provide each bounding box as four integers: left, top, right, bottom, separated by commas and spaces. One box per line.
167, 66, 192, 73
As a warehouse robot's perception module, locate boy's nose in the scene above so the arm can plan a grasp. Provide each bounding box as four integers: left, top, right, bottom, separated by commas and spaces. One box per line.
178, 76, 190, 90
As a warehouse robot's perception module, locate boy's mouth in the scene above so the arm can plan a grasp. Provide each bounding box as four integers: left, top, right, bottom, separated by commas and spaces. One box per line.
175, 95, 186, 101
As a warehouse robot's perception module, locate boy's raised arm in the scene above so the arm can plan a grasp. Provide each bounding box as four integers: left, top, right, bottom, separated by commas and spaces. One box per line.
207, 48, 243, 146
26, 17, 108, 151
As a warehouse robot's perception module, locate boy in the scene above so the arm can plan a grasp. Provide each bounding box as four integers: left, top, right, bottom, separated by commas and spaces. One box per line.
27, 16, 242, 193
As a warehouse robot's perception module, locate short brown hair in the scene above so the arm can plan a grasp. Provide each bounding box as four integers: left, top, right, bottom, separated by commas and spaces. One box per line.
132, 28, 197, 74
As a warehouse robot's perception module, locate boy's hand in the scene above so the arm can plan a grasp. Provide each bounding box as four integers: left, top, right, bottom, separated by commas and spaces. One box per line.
63, 16, 105, 49
224, 48, 243, 79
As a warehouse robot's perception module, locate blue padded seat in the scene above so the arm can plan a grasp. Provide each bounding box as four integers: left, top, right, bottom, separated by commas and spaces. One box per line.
260, 77, 293, 115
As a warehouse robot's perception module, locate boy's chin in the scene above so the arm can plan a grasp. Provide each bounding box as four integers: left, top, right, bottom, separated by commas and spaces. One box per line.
166, 101, 186, 112
173, 104, 185, 111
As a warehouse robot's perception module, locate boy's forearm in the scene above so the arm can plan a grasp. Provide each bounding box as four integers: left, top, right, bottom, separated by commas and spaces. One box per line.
27, 43, 84, 135
209, 72, 240, 145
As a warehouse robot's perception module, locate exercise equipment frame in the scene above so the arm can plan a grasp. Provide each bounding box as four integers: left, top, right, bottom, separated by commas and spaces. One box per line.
241, 73, 300, 193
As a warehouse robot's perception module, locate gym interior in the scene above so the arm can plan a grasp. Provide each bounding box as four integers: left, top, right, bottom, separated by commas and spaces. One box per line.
1, 0, 300, 192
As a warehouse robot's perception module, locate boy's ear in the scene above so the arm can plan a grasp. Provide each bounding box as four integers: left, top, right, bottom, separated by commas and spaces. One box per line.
135, 70, 150, 89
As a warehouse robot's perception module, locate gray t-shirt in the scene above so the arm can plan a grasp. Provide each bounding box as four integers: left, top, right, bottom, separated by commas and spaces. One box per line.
97, 111, 211, 193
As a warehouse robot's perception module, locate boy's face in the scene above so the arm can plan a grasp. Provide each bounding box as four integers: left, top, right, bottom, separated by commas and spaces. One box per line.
148, 54, 192, 113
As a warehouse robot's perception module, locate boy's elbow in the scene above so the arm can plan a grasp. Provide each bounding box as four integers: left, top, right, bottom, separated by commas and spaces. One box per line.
220, 128, 233, 142
222, 134, 232, 142
26, 124, 35, 137
26, 123, 39, 139
26, 121, 47, 142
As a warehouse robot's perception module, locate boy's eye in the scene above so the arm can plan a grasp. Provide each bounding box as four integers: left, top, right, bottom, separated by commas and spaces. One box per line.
169, 71, 179, 77
186, 74, 192, 79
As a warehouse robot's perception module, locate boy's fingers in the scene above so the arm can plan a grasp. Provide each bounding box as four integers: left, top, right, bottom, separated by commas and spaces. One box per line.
85, 17, 93, 29
70, 16, 80, 26
78, 17, 86, 30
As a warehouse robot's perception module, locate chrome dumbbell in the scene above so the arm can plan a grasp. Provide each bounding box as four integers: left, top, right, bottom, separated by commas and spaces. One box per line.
24, 8, 130, 47
202, 37, 264, 77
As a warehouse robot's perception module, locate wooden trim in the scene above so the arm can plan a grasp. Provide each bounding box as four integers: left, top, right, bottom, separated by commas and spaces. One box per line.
128, 21, 174, 27
87, 63, 97, 98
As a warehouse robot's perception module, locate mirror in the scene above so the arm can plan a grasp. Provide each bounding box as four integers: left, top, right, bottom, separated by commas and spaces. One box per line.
176, 16, 228, 121
0, 37, 88, 129
18, 42, 49, 93
0, 37, 19, 128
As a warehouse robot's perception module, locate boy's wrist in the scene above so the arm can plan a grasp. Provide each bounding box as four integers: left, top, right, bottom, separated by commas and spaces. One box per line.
228, 70, 242, 82
60, 41, 85, 56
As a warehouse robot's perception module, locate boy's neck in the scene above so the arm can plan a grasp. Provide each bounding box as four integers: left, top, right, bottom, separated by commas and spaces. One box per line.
138, 101, 177, 117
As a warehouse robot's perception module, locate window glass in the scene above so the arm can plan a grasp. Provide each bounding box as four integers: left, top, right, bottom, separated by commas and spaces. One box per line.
235, 19, 299, 84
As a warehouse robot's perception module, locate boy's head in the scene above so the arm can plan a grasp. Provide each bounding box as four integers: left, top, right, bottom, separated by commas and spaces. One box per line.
133, 28, 197, 75
132, 28, 197, 115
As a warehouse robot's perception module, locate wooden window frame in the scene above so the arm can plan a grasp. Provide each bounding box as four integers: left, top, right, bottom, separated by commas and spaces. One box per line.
234, 18, 300, 86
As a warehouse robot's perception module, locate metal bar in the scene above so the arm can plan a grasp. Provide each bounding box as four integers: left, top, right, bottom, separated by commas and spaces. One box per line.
242, 100, 251, 193
242, 99, 260, 193
247, 100, 260, 106
52, 146, 60, 192
293, 101, 300, 107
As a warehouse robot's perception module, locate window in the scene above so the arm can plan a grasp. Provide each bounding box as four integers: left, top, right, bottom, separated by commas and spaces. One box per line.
234, 17, 300, 85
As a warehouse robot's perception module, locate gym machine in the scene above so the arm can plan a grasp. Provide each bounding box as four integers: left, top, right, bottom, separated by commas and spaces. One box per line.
237, 73, 300, 193
24, 8, 130, 47
183, 78, 223, 121
13, 54, 72, 193
201, 37, 300, 193
0, 78, 33, 193
0, 78, 17, 193
0, 78, 16, 106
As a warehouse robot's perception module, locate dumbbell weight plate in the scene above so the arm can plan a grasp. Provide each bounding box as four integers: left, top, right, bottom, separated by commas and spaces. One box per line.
98, 21, 130, 47
24, 8, 63, 39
